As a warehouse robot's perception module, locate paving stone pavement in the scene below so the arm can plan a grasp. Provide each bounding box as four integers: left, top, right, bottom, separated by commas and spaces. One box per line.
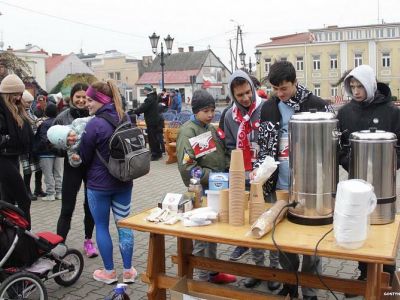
28, 157, 400, 300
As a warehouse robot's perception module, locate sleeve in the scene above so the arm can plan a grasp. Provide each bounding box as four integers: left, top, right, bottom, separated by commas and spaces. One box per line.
80, 119, 98, 168
176, 128, 211, 187
391, 108, 400, 170
0, 113, 9, 149
337, 109, 350, 172
134, 98, 151, 115
223, 111, 236, 156
67, 147, 82, 167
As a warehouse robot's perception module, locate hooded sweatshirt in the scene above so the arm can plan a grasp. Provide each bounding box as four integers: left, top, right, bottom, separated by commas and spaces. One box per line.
223, 70, 263, 171
338, 65, 400, 171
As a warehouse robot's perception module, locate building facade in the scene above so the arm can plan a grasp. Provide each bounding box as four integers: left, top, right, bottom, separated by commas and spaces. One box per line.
79, 50, 151, 106
256, 23, 400, 101
136, 47, 231, 104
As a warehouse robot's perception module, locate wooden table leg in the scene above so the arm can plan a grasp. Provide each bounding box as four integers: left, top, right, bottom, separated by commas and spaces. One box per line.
177, 237, 193, 278
146, 233, 166, 300
366, 263, 379, 300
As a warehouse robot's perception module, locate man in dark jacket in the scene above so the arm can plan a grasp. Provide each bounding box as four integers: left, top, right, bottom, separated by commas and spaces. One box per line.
337, 65, 400, 297
134, 84, 162, 160
253, 61, 332, 299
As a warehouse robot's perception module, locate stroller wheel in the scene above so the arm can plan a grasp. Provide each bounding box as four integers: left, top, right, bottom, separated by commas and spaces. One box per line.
53, 248, 84, 287
0, 271, 48, 300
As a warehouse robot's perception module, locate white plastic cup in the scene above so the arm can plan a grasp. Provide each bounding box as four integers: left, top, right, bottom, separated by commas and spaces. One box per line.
206, 190, 221, 213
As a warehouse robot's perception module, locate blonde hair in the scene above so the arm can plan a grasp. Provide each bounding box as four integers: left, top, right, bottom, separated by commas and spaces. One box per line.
91, 80, 124, 120
3, 94, 28, 128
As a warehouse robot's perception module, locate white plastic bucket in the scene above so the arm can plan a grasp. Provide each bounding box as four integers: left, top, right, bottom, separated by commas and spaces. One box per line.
205, 190, 221, 213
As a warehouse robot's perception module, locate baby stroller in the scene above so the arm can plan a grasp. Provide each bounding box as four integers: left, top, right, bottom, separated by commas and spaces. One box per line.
0, 200, 84, 300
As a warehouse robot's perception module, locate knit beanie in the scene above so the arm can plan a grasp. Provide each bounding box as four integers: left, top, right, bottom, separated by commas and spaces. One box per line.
191, 89, 216, 114
0, 74, 25, 94
22, 90, 34, 102
144, 84, 153, 92
45, 103, 58, 118
47, 125, 72, 149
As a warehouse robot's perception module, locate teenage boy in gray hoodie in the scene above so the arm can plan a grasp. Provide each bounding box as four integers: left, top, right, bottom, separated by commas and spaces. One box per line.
223, 70, 280, 291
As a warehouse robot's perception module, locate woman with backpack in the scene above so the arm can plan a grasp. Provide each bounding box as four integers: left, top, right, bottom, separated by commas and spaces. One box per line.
80, 80, 136, 284
53, 83, 98, 258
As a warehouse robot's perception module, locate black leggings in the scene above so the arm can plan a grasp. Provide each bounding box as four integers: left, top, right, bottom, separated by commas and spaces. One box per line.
56, 159, 94, 241
23, 170, 43, 194
0, 156, 31, 226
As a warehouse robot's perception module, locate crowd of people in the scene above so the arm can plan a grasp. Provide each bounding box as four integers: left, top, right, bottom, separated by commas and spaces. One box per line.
0, 59, 399, 298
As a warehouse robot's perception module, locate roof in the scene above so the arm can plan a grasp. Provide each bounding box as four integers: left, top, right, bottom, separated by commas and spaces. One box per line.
45, 54, 69, 74
136, 70, 199, 85
310, 22, 400, 31
148, 50, 210, 72
256, 32, 312, 47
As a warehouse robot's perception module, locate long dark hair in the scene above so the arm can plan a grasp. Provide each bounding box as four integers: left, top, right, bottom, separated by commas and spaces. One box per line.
70, 83, 88, 99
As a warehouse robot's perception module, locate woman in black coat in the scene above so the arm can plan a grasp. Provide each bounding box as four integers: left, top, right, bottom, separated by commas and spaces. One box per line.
0, 74, 34, 226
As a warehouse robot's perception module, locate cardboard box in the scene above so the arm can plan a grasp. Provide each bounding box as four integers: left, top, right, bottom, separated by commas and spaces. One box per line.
170, 277, 232, 300
208, 172, 229, 191
158, 193, 193, 213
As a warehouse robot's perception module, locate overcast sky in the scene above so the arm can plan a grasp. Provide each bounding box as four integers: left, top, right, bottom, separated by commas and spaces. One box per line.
1, 0, 399, 69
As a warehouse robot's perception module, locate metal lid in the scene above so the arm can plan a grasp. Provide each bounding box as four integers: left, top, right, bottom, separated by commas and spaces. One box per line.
290, 111, 337, 121
350, 128, 397, 141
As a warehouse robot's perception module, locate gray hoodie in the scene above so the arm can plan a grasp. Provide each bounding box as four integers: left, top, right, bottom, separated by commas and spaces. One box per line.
344, 64, 377, 104
223, 70, 263, 166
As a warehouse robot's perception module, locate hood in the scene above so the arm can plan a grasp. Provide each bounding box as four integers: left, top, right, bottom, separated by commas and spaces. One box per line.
344, 65, 377, 104
47, 125, 71, 148
228, 70, 257, 114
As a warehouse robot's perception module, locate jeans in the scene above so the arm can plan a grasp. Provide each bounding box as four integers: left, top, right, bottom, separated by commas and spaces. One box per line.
39, 157, 62, 195
193, 240, 217, 279
87, 187, 133, 270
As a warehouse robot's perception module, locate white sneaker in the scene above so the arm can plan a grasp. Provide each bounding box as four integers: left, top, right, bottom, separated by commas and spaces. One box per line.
55, 193, 62, 200
43, 194, 56, 201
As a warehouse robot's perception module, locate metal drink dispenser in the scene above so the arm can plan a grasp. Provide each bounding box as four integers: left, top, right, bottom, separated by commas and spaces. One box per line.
349, 129, 397, 224
288, 111, 339, 225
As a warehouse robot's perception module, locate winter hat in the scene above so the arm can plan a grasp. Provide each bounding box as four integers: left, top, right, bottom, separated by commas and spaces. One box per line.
47, 125, 72, 149
344, 65, 377, 103
144, 84, 153, 92
45, 103, 58, 118
191, 89, 216, 114
0, 74, 25, 94
22, 90, 34, 102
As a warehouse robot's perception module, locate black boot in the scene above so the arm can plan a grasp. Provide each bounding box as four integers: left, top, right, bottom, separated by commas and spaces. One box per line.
23, 173, 37, 201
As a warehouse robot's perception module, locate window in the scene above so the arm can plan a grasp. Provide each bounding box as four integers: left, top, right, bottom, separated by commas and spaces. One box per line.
313, 55, 320, 70
376, 28, 384, 38
382, 53, 391, 67
331, 86, 338, 97
296, 56, 304, 71
266, 85, 272, 95
115, 72, 121, 81
314, 84, 321, 97
387, 28, 395, 37
280, 57, 287, 62
330, 55, 338, 69
108, 72, 114, 79
354, 53, 363, 67
264, 58, 271, 74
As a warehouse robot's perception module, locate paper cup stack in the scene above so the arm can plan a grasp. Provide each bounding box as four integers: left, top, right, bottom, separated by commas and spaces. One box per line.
229, 149, 245, 226
249, 182, 265, 224
218, 189, 229, 223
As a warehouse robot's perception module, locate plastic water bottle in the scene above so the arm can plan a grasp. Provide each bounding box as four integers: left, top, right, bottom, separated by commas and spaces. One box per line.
188, 167, 203, 208
105, 283, 130, 300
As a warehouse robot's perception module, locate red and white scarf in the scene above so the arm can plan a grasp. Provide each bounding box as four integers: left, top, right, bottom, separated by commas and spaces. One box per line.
232, 97, 262, 170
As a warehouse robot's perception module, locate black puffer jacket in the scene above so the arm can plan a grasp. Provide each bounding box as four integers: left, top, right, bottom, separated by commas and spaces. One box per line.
134, 91, 161, 127
338, 82, 400, 171
0, 96, 33, 156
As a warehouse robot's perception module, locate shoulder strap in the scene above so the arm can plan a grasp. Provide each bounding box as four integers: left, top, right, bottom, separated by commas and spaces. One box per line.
96, 113, 119, 128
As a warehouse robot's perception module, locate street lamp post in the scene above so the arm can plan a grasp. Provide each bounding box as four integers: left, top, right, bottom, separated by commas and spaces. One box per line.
255, 49, 261, 81
149, 32, 174, 90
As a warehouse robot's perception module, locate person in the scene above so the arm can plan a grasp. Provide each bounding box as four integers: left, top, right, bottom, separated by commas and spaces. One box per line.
53, 82, 98, 258
176, 89, 236, 284
34, 94, 48, 118
223, 70, 280, 291
33, 103, 62, 201
21, 90, 45, 201
252, 61, 332, 299
80, 80, 136, 284
47, 115, 93, 168
0, 74, 33, 226
170, 89, 181, 113
157, 88, 169, 112
336, 64, 400, 296
134, 84, 163, 161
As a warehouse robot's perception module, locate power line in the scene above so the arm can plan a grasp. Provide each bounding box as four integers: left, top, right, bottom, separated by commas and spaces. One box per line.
0, 0, 146, 39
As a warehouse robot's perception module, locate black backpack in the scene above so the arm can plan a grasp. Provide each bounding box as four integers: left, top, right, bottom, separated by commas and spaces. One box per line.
96, 113, 150, 181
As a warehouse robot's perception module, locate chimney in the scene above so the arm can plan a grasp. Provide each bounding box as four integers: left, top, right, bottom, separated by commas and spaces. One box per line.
25, 43, 32, 49
188, 46, 194, 52
52, 53, 61, 57
178, 47, 184, 53
6, 46, 13, 51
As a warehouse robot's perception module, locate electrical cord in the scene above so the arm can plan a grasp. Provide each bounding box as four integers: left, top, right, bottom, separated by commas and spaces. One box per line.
271, 200, 299, 299
312, 228, 339, 300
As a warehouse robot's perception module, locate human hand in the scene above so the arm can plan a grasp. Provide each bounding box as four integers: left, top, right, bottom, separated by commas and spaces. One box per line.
71, 154, 80, 161
249, 168, 258, 181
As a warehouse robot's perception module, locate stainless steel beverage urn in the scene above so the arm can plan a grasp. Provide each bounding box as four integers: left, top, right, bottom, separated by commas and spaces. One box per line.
288, 111, 338, 225
349, 129, 397, 224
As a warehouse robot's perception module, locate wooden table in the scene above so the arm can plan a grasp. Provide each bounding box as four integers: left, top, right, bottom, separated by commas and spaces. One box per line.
119, 210, 400, 300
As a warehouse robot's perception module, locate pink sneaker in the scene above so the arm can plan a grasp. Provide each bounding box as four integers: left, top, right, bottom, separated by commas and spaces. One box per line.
84, 239, 98, 258
123, 267, 138, 284
93, 269, 117, 284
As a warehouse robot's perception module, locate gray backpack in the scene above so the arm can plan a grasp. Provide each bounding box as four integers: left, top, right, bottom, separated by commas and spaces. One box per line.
96, 113, 150, 181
